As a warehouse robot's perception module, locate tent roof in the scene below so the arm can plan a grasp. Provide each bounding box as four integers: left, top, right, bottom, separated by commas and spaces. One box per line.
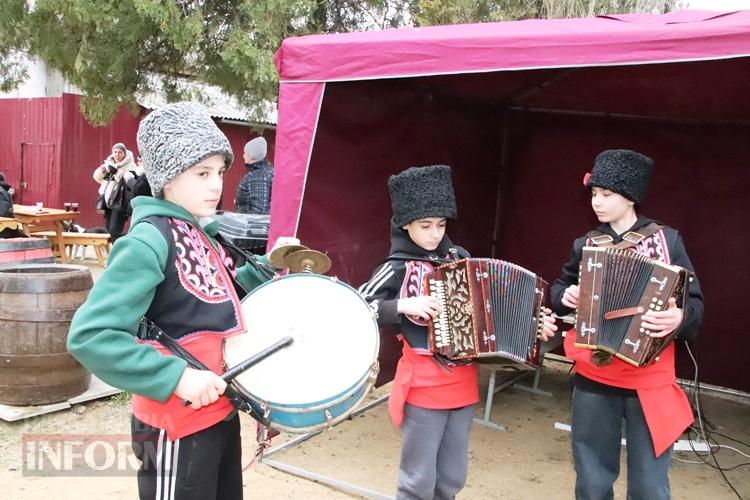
275, 10, 750, 83
268, 9, 750, 394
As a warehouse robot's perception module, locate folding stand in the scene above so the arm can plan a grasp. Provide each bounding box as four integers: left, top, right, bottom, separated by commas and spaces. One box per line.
473, 334, 568, 430
473, 364, 532, 431
516, 316, 575, 396
515, 336, 568, 397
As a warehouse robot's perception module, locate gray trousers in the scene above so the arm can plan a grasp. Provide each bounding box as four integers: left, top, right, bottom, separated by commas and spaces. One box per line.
397, 403, 475, 500
571, 387, 672, 500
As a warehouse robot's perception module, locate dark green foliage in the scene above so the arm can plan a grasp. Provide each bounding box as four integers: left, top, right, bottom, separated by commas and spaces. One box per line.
0, 0, 678, 124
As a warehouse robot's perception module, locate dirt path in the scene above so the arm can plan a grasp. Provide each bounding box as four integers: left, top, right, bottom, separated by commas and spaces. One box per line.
2, 364, 748, 499
3, 260, 748, 499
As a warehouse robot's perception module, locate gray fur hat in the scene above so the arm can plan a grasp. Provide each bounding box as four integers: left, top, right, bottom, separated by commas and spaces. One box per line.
137, 102, 234, 197
586, 149, 653, 205
388, 165, 457, 227
244, 137, 267, 161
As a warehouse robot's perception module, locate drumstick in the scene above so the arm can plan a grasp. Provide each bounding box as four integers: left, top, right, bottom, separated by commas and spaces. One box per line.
148, 325, 270, 423
222, 336, 294, 382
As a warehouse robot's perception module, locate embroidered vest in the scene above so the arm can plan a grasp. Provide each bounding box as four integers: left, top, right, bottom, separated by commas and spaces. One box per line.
131, 216, 246, 440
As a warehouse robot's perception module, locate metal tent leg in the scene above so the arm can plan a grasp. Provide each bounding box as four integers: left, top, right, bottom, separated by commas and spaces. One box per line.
262, 458, 394, 499
260, 393, 395, 499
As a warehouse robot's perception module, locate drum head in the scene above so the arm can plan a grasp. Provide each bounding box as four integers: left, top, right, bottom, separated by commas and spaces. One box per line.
225, 274, 379, 405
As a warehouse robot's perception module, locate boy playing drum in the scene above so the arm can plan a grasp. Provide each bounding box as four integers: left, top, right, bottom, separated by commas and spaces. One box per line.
68, 102, 295, 500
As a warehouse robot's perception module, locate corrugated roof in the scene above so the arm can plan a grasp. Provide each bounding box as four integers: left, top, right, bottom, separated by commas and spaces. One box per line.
136, 76, 277, 126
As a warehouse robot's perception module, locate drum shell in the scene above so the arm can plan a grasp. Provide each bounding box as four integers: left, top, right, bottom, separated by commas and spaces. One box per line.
231, 366, 377, 433
0, 264, 92, 405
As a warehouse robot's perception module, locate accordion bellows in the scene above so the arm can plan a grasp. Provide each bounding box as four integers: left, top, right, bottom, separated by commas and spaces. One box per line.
576, 246, 689, 366
425, 259, 547, 368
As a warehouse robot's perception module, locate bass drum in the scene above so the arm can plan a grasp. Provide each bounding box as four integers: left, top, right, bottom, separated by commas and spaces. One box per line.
224, 273, 379, 433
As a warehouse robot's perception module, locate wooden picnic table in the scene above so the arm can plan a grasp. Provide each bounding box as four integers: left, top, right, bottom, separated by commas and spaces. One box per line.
12, 205, 80, 263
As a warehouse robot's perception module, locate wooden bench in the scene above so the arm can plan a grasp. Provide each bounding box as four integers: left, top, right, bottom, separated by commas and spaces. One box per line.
32, 231, 111, 267
0, 216, 21, 232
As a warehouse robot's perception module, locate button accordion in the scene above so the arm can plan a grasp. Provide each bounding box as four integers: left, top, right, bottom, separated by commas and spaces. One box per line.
576, 246, 689, 366
425, 258, 547, 367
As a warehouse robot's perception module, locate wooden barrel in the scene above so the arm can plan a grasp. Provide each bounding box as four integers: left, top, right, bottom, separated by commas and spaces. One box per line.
0, 237, 54, 265
0, 264, 93, 406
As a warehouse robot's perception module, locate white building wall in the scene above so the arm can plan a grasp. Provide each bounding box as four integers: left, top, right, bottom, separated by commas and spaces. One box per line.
0, 54, 82, 99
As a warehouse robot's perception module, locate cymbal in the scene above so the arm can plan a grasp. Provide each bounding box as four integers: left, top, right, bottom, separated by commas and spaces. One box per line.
268, 244, 309, 269
285, 249, 332, 275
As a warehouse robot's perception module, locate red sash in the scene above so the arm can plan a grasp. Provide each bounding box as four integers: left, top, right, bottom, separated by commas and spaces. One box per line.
131, 335, 234, 440
388, 337, 479, 426
565, 331, 693, 456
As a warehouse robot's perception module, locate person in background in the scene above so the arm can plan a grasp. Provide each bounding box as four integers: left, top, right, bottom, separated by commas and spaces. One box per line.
0, 172, 24, 238
0, 172, 13, 218
93, 142, 141, 242
128, 156, 152, 199
234, 136, 273, 214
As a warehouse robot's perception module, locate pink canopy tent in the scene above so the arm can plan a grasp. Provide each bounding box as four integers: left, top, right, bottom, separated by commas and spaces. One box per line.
271, 10, 750, 392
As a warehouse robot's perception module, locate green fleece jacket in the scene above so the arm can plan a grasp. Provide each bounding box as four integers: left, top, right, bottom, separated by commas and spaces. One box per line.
67, 196, 273, 402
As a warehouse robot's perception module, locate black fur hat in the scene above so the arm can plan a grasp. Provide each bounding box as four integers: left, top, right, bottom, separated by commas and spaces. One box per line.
388, 165, 457, 227
586, 149, 653, 204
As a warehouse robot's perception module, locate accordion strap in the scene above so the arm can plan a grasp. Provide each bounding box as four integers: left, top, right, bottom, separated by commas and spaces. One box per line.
603, 306, 643, 320
586, 222, 664, 249
379, 249, 459, 266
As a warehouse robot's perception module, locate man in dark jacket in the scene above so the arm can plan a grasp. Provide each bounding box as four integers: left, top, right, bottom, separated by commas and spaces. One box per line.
0, 172, 24, 238
0, 172, 13, 218
234, 137, 273, 214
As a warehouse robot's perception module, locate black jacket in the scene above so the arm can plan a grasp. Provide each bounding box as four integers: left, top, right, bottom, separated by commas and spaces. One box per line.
549, 216, 704, 342
0, 182, 13, 218
358, 219, 469, 350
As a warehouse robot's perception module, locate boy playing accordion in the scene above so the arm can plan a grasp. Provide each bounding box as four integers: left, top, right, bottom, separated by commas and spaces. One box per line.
550, 149, 704, 500
360, 165, 556, 499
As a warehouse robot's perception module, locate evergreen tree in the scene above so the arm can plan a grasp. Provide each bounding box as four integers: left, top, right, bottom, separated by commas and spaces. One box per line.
0, 0, 679, 124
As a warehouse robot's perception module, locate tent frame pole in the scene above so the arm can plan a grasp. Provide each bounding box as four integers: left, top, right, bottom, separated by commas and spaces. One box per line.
510, 106, 750, 127
490, 107, 511, 259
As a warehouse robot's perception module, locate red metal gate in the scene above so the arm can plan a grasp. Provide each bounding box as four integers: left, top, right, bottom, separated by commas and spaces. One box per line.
19, 143, 56, 206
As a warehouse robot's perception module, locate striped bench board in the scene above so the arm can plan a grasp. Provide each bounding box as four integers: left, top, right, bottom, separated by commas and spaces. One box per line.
0, 237, 54, 265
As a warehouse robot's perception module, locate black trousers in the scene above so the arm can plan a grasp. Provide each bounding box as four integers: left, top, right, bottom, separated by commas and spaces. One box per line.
131, 414, 243, 500
104, 208, 129, 243
0, 228, 25, 238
